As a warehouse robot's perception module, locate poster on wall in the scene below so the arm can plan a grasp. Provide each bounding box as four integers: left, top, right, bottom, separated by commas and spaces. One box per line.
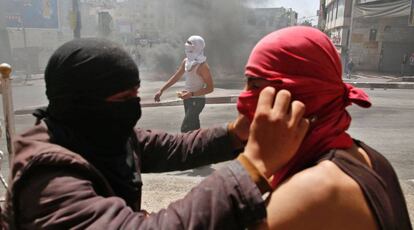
410, 0, 414, 26
6, 0, 59, 29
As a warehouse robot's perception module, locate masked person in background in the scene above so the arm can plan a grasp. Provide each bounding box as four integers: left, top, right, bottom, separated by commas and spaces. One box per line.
236, 27, 412, 230
2, 38, 310, 229
154, 35, 213, 132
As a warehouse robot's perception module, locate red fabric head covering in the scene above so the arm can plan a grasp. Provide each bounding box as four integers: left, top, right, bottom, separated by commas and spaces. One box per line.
237, 26, 371, 187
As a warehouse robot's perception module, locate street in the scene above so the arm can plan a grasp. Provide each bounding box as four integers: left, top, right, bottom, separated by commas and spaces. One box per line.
0, 78, 413, 222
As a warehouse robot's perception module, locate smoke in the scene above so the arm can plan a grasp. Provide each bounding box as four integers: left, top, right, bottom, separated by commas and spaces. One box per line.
136, 0, 254, 80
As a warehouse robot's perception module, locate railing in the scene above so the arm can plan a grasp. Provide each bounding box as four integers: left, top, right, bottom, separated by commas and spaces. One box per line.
0, 63, 16, 190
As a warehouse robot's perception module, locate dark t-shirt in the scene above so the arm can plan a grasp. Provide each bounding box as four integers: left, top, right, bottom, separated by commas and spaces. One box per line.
318, 141, 412, 230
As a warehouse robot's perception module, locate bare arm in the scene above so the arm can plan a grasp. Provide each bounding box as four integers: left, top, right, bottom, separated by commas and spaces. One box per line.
154, 60, 185, 102
254, 161, 377, 230
193, 62, 214, 96
160, 60, 185, 92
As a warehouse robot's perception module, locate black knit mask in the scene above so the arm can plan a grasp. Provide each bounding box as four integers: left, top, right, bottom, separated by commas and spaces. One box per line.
40, 38, 142, 209
44, 38, 141, 149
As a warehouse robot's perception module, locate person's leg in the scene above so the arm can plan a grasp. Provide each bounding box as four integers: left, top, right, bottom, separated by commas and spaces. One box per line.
181, 98, 205, 132
181, 99, 191, 132
192, 98, 205, 129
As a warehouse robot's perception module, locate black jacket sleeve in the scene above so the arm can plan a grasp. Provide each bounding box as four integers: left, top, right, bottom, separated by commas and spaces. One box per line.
135, 126, 238, 173
15, 161, 266, 229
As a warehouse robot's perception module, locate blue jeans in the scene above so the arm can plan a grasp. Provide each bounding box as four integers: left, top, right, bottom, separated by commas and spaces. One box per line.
181, 97, 206, 132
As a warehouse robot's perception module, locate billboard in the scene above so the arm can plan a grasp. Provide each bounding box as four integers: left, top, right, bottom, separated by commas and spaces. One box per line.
6, 0, 58, 29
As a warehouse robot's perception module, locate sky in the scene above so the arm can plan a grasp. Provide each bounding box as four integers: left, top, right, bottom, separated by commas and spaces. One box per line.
246, 0, 320, 24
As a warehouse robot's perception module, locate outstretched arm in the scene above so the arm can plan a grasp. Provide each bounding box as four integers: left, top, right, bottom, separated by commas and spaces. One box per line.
136, 126, 238, 173
154, 60, 185, 102
15, 161, 266, 229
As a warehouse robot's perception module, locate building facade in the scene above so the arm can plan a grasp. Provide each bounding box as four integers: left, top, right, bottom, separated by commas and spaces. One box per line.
323, 0, 353, 65
320, 0, 414, 74
5, 0, 103, 73
350, 0, 414, 74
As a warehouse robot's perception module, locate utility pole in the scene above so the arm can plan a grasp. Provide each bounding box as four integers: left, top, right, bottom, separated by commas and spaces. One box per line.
346, 0, 356, 60
20, 2, 31, 83
73, 0, 81, 38
0, 0, 12, 63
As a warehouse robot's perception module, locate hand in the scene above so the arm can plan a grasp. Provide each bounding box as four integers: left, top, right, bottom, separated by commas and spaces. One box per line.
243, 88, 309, 178
179, 90, 192, 100
228, 114, 250, 143
154, 90, 162, 102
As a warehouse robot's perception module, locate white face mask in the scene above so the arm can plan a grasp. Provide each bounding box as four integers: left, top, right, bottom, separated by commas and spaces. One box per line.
184, 36, 207, 71
185, 43, 194, 54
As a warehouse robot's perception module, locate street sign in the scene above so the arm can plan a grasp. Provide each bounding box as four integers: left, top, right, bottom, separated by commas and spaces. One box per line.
6, 0, 59, 29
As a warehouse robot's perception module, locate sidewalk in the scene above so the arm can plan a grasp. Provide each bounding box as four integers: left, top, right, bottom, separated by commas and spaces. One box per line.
11, 70, 414, 115
344, 71, 414, 89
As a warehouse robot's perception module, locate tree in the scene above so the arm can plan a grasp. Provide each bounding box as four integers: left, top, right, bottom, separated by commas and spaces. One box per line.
300, 19, 313, 27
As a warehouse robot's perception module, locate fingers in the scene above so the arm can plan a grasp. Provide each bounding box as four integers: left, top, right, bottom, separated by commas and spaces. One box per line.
289, 100, 306, 127
296, 118, 310, 142
273, 89, 291, 115
256, 87, 276, 113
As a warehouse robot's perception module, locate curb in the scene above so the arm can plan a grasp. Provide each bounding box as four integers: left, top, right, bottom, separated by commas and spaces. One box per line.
12, 82, 414, 115
13, 96, 241, 115
347, 82, 414, 89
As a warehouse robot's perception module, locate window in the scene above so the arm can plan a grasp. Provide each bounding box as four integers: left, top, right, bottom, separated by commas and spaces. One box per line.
337, 0, 344, 18
369, 29, 377, 41
327, 5, 331, 23
335, 0, 339, 19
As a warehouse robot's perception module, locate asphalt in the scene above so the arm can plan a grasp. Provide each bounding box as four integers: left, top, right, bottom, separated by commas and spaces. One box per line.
1, 71, 413, 224
10, 71, 414, 115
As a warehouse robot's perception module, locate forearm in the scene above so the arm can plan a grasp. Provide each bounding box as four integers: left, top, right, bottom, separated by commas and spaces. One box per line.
136, 126, 238, 173
191, 86, 213, 96
160, 75, 181, 92
16, 162, 266, 229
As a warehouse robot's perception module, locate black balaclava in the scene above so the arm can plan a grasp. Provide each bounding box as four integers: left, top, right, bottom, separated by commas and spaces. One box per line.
40, 38, 142, 210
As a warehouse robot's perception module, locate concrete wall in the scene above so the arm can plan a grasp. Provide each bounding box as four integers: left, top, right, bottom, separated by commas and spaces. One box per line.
350, 16, 414, 72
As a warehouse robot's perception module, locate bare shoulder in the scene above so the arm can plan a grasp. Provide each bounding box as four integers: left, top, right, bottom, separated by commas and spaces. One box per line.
278, 161, 345, 205
287, 161, 340, 193
287, 160, 372, 210
197, 62, 210, 72
197, 62, 212, 79
175, 59, 186, 72
262, 161, 377, 230
180, 58, 186, 67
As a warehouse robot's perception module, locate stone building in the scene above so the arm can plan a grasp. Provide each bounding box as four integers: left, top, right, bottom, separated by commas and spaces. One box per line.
322, 0, 354, 66
320, 0, 414, 74
351, 0, 414, 74
5, 0, 103, 73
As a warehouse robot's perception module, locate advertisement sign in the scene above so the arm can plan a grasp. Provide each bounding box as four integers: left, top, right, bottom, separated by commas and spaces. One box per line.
6, 0, 58, 29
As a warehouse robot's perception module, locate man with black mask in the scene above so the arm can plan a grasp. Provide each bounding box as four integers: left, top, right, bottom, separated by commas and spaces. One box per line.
3, 38, 309, 229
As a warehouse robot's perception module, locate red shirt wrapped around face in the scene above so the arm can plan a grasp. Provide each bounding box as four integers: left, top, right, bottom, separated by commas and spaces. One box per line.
237, 26, 371, 188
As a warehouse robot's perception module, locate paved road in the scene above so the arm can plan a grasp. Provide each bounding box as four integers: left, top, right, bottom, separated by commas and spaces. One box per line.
0, 78, 413, 223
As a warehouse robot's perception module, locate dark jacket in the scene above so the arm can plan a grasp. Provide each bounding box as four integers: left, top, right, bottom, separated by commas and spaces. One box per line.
3, 122, 265, 229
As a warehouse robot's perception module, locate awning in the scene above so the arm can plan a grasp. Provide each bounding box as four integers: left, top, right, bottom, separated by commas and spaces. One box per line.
354, 0, 411, 18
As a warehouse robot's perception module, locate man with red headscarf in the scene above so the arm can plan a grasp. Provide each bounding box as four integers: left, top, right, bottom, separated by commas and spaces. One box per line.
236, 26, 412, 229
